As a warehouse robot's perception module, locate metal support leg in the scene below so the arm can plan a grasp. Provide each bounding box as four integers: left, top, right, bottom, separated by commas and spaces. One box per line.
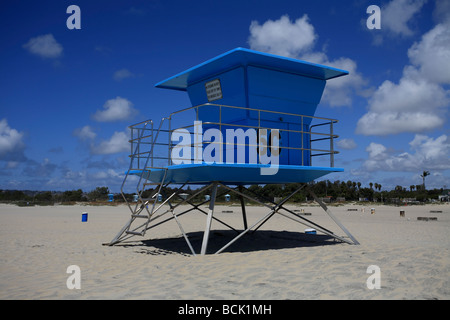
176, 190, 238, 233
243, 184, 336, 236
162, 189, 197, 256
252, 183, 306, 233
238, 185, 248, 230
307, 186, 359, 245
108, 217, 134, 245
215, 207, 278, 255
214, 183, 306, 254
170, 209, 197, 256
200, 183, 218, 255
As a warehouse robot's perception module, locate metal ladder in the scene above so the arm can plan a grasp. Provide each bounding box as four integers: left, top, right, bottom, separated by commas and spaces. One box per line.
108, 118, 168, 245
122, 170, 168, 238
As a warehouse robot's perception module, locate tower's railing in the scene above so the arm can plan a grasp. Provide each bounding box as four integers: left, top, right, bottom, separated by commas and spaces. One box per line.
126, 103, 339, 172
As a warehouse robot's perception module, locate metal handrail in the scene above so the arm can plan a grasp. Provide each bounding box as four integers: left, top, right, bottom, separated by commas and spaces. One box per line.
170, 102, 338, 123
127, 103, 339, 170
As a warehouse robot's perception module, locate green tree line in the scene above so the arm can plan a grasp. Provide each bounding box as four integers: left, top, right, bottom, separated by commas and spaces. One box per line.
1, 181, 446, 205
136, 180, 445, 204
0, 187, 111, 204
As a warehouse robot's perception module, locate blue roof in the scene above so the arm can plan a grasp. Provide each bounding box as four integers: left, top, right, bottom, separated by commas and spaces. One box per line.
155, 48, 349, 91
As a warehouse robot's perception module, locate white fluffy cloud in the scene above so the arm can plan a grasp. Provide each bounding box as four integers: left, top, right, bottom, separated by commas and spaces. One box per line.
0, 118, 25, 160
92, 97, 138, 122
249, 15, 316, 58
356, 72, 448, 135
336, 138, 357, 150
382, 0, 428, 37
73, 125, 97, 141
91, 131, 129, 155
311, 56, 367, 107
363, 134, 450, 172
407, 23, 450, 84
357, 16, 450, 135
74, 125, 129, 155
248, 15, 366, 107
23, 34, 63, 59
76, 97, 135, 155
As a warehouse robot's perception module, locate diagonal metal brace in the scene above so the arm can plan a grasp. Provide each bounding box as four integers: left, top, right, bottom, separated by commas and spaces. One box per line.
306, 184, 360, 245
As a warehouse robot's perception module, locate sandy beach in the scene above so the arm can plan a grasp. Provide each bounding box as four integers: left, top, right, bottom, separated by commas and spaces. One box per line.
1, 202, 449, 300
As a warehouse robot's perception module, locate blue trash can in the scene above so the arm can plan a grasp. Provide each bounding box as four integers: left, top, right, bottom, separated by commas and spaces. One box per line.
82, 212, 88, 222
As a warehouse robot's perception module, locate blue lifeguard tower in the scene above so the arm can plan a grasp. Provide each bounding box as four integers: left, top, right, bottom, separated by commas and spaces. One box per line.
108, 48, 359, 254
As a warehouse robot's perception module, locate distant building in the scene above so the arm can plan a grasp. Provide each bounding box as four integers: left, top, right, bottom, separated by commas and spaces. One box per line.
439, 189, 450, 202
179, 193, 189, 200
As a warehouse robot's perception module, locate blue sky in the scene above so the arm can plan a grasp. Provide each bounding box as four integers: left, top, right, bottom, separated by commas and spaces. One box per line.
1, 0, 449, 193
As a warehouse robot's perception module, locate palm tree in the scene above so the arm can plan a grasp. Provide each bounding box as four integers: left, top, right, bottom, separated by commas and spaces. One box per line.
420, 171, 430, 190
